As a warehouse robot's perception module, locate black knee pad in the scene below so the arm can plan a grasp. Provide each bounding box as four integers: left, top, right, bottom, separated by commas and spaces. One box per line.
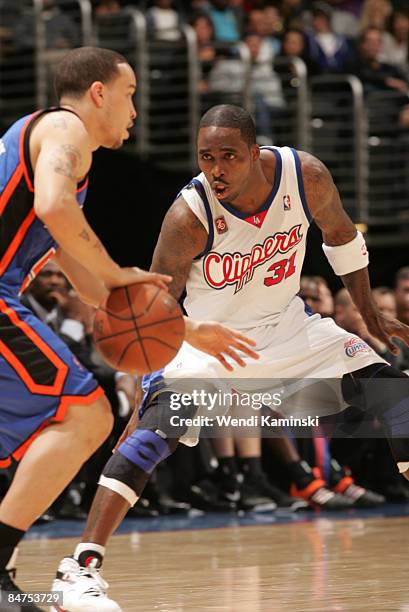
102, 452, 151, 498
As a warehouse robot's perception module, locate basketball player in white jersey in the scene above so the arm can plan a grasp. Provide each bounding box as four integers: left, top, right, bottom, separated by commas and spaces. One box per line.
52, 105, 409, 612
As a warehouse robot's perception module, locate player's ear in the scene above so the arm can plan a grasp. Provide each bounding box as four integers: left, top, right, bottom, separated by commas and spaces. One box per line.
89, 81, 105, 108
251, 144, 260, 162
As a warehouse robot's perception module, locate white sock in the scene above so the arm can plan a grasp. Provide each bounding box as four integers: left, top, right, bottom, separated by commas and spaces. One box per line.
74, 542, 106, 563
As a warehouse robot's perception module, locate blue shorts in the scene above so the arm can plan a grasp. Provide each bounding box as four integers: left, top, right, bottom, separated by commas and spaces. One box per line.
0, 294, 104, 467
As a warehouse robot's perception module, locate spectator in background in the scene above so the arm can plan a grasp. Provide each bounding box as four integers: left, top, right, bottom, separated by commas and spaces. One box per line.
350, 27, 408, 94
243, 32, 285, 143
299, 276, 321, 313
305, 2, 353, 74
264, 4, 285, 39
246, 8, 281, 57
319, 0, 360, 37
206, 0, 241, 43
191, 12, 217, 93
333, 0, 362, 18
147, 0, 183, 41
300, 275, 335, 319
313, 275, 335, 317
16, 0, 79, 49
381, 9, 409, 76
93, 0, 121, 15
360, 0, 392, 31
277, 28, 321, 76
281, 0, 308, 30
372, 286, 398, 318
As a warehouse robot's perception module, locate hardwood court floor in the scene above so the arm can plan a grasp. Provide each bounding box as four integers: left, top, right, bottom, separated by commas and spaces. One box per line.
16, 515, 409, 612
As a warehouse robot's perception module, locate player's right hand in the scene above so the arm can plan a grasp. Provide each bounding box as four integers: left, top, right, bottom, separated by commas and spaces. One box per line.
185, 319, 260, 371
107, 267, 172, 291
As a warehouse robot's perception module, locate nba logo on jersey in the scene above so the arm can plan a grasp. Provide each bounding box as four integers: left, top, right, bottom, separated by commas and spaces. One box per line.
215, 216, 228, 234
283, 194, 291, 210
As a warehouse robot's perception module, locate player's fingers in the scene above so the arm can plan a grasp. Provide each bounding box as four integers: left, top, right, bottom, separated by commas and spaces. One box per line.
230, 330, 257, 346
224, 348, 246, 368
141, 270, 172, 283
215, 353, 234, 371
232, 341, 260, 360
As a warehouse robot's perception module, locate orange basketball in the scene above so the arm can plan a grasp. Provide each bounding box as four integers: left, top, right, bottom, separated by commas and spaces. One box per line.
93, 283, 185, 375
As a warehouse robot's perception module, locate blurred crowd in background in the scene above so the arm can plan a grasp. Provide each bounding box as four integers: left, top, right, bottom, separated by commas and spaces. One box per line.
84, 0, 407, 141
0, 0, 408, 143
1, 261, 408, 522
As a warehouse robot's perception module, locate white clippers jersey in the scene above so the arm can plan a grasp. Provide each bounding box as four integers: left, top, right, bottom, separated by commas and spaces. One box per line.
180, 146, 312, 330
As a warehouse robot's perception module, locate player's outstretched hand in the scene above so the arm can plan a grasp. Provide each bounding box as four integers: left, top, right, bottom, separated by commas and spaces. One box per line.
366, 312, 409, 356
185, 319, 260, 371
107, 266, 172, 292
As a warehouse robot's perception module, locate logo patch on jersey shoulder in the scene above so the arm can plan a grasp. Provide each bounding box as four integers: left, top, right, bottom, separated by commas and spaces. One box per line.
203, 223, 303, 293
283, 194, 291, 211
0, 139, 6, 156
344, 337, 372, 358
215, 216, 228, 234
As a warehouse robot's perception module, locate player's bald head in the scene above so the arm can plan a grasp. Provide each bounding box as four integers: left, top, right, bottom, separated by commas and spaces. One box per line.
199, 105, 256, 147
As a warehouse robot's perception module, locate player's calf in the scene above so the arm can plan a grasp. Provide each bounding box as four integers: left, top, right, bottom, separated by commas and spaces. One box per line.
52, 392, 196, 611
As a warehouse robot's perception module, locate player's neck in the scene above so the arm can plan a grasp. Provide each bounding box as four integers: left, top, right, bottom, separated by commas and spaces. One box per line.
227, 163, 273, 214
58, 100, 100, 151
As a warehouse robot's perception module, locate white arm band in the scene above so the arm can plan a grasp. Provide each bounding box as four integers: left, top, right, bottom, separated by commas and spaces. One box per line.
322, 231, 369, 276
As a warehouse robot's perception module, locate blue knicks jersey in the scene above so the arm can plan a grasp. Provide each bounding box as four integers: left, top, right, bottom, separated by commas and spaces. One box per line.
0, 108, 88, 296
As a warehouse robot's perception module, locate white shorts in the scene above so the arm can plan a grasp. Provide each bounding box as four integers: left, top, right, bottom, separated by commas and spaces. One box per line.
147, 297, 386, 444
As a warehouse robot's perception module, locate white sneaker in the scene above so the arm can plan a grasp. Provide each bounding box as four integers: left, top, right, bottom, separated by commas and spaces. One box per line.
50, 556, 122, 612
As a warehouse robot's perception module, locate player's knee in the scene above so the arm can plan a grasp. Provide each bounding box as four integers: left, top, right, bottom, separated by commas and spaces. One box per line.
118, 428, 178, 474
99, 430, 178, 505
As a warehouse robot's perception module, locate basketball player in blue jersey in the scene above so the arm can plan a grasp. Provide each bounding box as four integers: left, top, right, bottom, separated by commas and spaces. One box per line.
53, 105, 409, 611
0, 53, 258, 610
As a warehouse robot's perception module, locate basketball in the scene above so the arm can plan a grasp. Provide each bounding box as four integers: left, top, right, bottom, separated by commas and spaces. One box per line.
93, 283, 185, 375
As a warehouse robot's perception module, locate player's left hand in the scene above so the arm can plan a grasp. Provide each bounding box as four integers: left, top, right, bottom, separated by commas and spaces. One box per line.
185, 319, 260, 371
365, 312, 409, 356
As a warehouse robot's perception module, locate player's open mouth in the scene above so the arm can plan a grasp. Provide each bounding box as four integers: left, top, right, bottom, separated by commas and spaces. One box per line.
213, 184, 229, 198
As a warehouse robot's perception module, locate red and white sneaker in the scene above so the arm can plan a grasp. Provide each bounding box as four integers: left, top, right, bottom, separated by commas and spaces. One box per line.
50, 557, 122, 612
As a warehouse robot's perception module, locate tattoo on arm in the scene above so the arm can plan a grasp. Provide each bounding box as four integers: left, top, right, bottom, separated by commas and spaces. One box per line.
50, 144, 82, 182
151, 198, 208, 300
